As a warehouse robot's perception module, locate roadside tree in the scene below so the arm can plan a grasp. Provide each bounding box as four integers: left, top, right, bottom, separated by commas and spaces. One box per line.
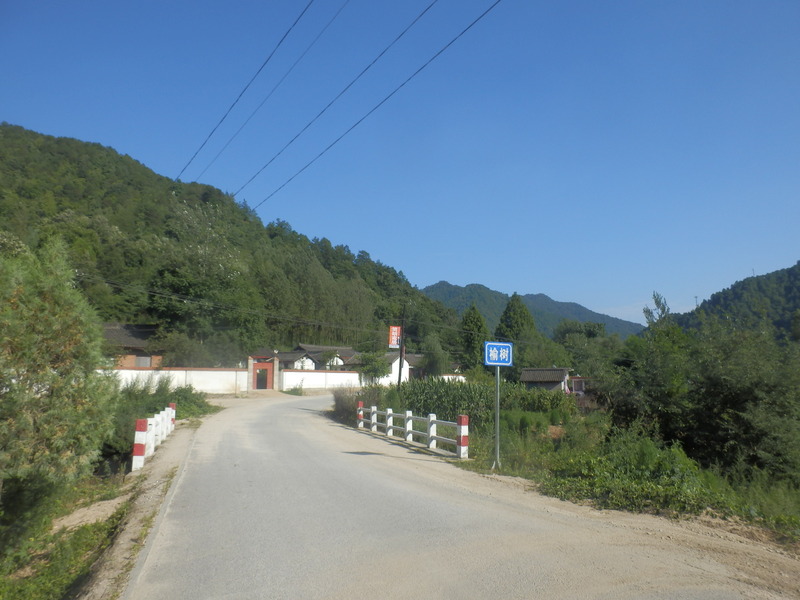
0, 238, 116, 506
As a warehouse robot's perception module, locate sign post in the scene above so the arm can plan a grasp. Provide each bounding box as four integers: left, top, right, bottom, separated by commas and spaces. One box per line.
484, 341, 513, 470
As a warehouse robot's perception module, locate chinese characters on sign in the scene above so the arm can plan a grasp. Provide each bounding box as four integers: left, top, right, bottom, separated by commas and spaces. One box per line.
388, 326, 402, 349
484, 341, 513, 367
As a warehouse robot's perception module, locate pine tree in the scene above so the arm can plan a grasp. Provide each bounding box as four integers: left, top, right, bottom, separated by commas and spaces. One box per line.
460, 304, 490, 369
0, 238, 117, 505
495, 293, 571, 379
494, 293, 536, 342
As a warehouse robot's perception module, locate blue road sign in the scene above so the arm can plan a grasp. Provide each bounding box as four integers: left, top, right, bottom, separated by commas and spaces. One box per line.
484, 341, 513, 367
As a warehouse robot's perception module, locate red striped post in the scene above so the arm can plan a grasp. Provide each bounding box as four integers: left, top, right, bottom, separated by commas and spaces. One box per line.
456, 415, 469, 459
169, 402, 176, 427
132, 418, 148, 471
357, 401, 364, 428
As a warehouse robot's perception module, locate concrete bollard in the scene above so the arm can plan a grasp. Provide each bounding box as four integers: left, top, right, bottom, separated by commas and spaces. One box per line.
428, 414, 437, 449
131, 405, 175, 472
456, 415, 469, 459
132, 419, 148, 471
153, 414, 162, 447
146, 418, 155, 456
386, 408, 394, 437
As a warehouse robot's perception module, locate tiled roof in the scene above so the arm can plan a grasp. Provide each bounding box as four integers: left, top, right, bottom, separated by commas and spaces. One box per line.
277, 351, 308, 363
519, 368, 570, 383
296, 344, 357, 359
103, 323, 158, 350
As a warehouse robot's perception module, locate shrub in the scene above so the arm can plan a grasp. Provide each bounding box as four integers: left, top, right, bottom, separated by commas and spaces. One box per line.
103, 378, 218, 462
332, 387, 360, 423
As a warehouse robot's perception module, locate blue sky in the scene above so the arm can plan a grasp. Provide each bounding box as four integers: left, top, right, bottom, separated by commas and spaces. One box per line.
3, 1, 799, 324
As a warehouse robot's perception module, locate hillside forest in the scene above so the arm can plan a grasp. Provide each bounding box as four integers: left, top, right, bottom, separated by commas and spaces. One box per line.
1, 124, 800, 560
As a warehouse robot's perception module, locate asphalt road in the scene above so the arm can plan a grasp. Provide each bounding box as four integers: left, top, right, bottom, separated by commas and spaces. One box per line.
123, 394, 790, 600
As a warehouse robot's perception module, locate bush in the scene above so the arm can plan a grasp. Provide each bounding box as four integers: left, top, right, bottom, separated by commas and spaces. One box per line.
332, 388, 360, 423
103, 377, 218, 462
540, 425, 723, 513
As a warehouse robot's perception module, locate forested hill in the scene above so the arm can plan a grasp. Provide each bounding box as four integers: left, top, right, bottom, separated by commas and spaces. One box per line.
674, 261, 800, 338
0, 123, 459, 364
423, 281, 643, 339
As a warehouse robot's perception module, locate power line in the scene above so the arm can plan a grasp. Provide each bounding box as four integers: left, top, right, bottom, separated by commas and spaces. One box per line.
175, 0, 317, 182
195, 0, 353, 182
233, 0, 442, 197
246, 0, 505, 211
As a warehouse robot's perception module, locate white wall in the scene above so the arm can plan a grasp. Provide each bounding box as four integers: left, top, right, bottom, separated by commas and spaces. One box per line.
280, 369, 361, 390
375, 358, 410, 386
113, 368, 249, 394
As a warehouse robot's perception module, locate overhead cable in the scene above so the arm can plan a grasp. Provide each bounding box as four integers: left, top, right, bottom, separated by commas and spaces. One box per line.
233, 0, 441, 197
195, 0, 353, 182
246, 0, 504, 210
175, 0, 317, 182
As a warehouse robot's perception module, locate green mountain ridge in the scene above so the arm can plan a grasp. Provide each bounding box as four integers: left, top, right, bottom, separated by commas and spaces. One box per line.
674, 261, 800, 337
0, 123, 460, 364
423, 281, 644, 339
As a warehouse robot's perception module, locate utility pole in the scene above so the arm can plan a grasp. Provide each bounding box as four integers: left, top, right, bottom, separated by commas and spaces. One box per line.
397, 304, 406, 388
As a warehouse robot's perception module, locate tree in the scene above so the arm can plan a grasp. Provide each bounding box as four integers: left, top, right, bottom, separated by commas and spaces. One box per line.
421, 334, 451, 377
494, 293, 536, 343
553, 319, 606, 344
554, 319, 621, 379
495, 293, 571, 380
357, 352, 391, 384
0, 238, 116, 505
605, 293, 694, 438
460, 304, 490, 369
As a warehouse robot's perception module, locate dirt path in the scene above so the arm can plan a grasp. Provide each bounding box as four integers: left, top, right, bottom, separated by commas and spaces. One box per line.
72, 395, 800, 599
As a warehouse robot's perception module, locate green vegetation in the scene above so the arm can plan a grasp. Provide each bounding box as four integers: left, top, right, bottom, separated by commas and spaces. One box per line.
2, 122, 799, 559
103, 379, 220, 463
494, 293, 571, 381
339, 373, 800, 540
0, 378, 218, 598
0, 226, 221, 596
0, 123, 460, 364
459, 304, 490, 370
674, 261, 800, 339
0, 237, 117, 515
0, 501, 127, 600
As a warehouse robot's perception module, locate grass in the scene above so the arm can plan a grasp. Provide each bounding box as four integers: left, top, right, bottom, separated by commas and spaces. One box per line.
0, 480, 130, 600
335, 386, 800, 544
464, 413, 800, 543
0, 383, 220, 599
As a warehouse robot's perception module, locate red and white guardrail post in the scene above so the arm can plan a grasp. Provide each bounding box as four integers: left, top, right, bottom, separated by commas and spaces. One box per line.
131, 403, 178, 472
132, 419, 148, 471
456, 414, 469, 459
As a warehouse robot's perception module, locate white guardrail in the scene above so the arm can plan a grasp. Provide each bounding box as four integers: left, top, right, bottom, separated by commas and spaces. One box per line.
356, 401, 469, 459
131, 402, 177, 471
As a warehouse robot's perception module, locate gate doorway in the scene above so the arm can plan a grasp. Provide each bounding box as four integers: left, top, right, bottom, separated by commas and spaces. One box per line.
252, 360, 274, 390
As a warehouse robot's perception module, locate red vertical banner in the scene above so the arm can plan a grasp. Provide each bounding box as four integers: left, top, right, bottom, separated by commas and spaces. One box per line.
388, 325, 402, 348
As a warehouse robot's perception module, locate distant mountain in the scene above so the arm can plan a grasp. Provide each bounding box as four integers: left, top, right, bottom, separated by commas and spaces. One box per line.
422, 281, 644, 339
674, 261, 800, 337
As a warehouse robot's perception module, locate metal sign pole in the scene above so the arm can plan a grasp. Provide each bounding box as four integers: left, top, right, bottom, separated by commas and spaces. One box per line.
492, 365, 501, 470
484, 341, 512, 472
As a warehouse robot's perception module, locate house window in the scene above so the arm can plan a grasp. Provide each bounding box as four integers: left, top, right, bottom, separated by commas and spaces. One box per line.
135, 356, 152, 368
